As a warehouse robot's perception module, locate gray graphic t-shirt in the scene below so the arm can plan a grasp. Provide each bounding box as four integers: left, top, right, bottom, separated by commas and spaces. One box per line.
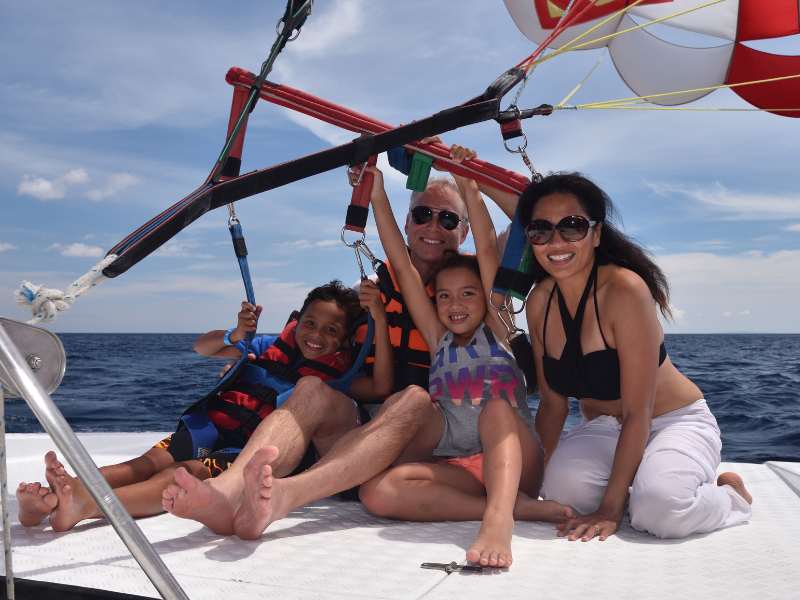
430, 324, 532, 457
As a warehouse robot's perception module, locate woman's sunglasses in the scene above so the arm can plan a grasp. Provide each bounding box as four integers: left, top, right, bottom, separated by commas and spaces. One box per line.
410, 205, 466, 231
524, 215, 598, 245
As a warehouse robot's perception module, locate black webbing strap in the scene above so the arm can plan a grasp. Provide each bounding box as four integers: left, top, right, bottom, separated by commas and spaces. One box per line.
375, 262, 401, 303
102, 97, 499, 278
211, 394, 273, 435
509, 332, 537, 393
493, 266, 536, 300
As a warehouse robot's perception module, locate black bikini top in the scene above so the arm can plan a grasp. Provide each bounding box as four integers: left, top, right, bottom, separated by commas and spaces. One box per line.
542, 261, 667, 401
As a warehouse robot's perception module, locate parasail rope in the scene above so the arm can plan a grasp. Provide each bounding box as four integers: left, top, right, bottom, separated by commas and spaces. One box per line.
530, 0, 723, 69
209, 0, 313, 185
14, 255, 118, 325
557, 55, 605, 107
557, 105, 800, 113
511, 0, 605, 107
568, 72, 800, 109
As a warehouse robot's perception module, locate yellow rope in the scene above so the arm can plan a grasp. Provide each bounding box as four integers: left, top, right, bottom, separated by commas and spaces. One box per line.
520, 0, 646, 73
565, 0, 724, 53
557, 55, 605, 107
574, 73, 800, 109
557, 105, 800, 112
528, 0, 723, 70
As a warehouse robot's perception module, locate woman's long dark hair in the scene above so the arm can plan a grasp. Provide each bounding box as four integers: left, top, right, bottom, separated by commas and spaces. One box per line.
518, 172, 672, 318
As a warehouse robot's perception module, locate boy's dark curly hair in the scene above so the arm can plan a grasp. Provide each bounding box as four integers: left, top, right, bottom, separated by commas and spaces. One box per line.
299, 280, 363, 330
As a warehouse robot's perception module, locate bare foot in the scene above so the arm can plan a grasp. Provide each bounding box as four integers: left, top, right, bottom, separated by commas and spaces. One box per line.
16, 482, 58, 527
161, 467, 237, 535
466, 509, 514, 568
232, 446, 288, 540
49, 470, 95, 532
514, 493, 575, 523
718, 472, 753, 504
44, 450, 67, 489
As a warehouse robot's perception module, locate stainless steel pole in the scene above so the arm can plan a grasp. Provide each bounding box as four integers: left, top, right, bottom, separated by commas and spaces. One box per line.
0, 323, 189, 600
0, 386, 15, 600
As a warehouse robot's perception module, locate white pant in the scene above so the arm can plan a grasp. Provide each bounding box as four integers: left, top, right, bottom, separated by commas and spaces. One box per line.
541, 399, 752, 539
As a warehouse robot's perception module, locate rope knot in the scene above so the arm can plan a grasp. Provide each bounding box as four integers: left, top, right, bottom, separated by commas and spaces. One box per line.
15, 282, 75, 324
13, 254, 117, 325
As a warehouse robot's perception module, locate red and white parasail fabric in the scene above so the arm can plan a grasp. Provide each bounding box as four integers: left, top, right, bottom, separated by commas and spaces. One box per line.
504, 0, 800, 116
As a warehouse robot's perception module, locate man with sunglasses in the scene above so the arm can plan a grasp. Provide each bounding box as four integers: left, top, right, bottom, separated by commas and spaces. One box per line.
350, 178, 472, 400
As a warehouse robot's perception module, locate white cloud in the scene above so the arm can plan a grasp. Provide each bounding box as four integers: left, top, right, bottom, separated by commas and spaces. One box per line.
0, 242, 16, 252
786, 223, 800, 232
691, 239, 730, 249
49, 242, 104, 257
647, 181, 800, 220
17, 168, 89, 201
153, 240, 214, 259
86, 172, 139, 201
289, 0, 365, 56
280, 239, 342, 250
658, 249, 800, 332
668, 305, 686, 322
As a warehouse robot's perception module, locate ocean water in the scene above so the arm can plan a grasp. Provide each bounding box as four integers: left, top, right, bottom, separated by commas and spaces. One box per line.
3, 333, 799, 463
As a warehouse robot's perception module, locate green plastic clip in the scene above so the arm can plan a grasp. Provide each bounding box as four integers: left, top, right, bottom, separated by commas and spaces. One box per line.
509, 246, 534, 300
406, 152, 434, 192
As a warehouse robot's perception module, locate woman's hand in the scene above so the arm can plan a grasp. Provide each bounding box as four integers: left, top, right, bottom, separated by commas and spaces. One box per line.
556, 507, 624, 542
358, 280, 386, 322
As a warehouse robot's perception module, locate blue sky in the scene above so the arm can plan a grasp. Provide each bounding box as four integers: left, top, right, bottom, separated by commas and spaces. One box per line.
1, 1, 799, 333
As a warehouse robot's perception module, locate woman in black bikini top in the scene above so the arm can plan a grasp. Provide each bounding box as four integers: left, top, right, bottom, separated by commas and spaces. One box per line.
516, 173, 751, 542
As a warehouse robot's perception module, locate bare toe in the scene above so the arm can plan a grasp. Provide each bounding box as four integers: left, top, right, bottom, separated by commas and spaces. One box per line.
718, 472, 752, 504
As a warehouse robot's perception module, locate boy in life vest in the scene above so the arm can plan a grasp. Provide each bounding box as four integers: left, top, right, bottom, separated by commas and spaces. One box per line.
16, 279, 391, 531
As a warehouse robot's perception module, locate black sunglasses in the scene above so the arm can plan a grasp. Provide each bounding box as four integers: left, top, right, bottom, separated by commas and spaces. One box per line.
525, 215, 598, 245
410, 205, 466, 231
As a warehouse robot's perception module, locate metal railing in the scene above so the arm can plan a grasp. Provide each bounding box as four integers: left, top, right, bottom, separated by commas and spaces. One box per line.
0, 319, 189, 600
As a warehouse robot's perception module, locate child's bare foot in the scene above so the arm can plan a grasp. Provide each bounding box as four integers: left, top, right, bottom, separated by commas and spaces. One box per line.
44, 450, 67, 489
514, 493, 574, 523
466, 508, 514, 568
232, 446, 288, 540
49, 470, 95, 532
718, 472, 752, 504
16, 482, 58, 527
162, 467, 236, 535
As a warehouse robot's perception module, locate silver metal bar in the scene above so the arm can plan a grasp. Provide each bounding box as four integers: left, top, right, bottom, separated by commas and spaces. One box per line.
0, 322, 189, 600
0, 386, 15, 599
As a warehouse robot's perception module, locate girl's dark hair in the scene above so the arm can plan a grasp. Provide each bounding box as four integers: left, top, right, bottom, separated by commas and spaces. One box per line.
518, 172, 671, 318
299, 280, 363, 330
432, 252, 481, 291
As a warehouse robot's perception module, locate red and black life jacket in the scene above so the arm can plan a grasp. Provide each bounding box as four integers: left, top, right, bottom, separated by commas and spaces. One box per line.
207, 319, 350, 438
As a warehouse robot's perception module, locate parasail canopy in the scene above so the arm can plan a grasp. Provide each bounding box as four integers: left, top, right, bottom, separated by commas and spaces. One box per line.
504, 0, 800, 116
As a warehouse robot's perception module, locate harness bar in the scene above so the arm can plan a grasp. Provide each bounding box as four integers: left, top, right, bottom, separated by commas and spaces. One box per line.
227, 68, 531, 196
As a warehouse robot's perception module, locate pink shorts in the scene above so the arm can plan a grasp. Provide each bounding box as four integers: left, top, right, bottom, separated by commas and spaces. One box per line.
440, 452, 484, 485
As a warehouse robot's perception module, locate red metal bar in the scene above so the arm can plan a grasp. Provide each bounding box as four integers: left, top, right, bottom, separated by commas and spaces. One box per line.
226, 68, 531, 195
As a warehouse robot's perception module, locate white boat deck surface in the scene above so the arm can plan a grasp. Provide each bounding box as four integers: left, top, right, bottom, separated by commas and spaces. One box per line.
1, 432, 798, 600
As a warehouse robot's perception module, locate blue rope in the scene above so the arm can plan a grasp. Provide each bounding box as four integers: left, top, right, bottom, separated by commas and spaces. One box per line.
228, 220, 256, 344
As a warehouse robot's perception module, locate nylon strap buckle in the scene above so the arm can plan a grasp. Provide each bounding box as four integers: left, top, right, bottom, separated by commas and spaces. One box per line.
501, 105, 542, 183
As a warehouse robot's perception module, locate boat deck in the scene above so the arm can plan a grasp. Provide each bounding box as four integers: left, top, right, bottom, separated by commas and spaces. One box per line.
1, 433, 798, 599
